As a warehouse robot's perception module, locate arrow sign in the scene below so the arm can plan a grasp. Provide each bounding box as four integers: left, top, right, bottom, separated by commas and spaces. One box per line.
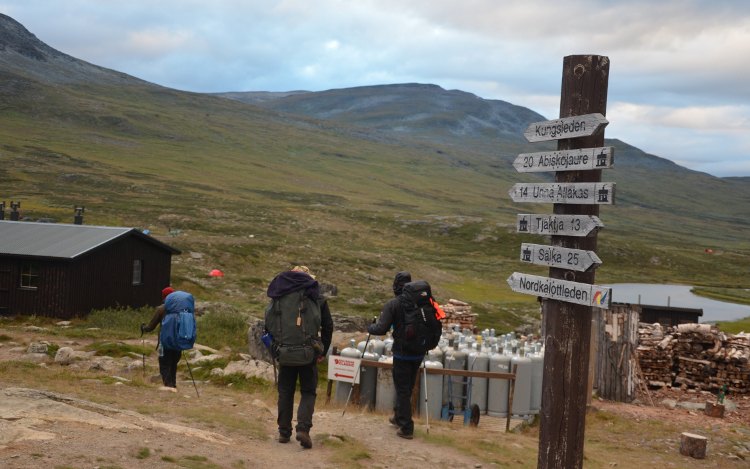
517, 214, 603, 237
513, 147, 614, 173
523, 113, 608, 143
520, 243, 602, 272
509, 182, 615, 205
507, 272, 611, 308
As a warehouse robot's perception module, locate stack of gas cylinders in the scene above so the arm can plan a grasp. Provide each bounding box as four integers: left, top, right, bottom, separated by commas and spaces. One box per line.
332, 326, 544, 419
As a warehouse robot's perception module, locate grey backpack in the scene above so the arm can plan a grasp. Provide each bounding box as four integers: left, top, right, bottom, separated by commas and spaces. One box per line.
264, 289, 322, 366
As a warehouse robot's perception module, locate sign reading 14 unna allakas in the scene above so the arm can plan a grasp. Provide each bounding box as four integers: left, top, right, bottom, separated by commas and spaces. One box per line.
507, 272, 611, 309
509, 182, 615, 204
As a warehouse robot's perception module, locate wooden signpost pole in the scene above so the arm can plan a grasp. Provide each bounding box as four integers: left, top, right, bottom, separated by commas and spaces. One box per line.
538, 55, 609, 469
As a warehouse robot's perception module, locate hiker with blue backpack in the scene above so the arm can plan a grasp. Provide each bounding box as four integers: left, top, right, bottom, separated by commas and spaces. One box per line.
141, 286, 197, 392
264, 266, 333, 449
368, 272, 444, 439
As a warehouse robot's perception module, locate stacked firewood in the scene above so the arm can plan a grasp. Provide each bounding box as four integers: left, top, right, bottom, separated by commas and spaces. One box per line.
440, 299, 477, 330
636, 322, 674, 387
636, 323, 750, 394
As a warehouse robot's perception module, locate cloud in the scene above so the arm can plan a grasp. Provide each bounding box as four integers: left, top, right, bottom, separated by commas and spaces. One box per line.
1, 0, 749, 176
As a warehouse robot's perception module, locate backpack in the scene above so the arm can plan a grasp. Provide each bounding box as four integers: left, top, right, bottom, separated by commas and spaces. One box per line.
397, 280, 443, 355
264, 288, 322, 366
160, 291, 197, 351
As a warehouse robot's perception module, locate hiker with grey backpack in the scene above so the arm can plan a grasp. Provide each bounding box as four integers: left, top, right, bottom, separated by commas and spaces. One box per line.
264, 266, 333, 449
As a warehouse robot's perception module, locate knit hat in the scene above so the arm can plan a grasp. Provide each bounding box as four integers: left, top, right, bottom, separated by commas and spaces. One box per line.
161, 286, 175, 300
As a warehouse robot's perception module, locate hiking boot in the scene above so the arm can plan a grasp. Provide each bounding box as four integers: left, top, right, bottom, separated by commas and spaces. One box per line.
296, 431, 313, 449
278, 434, 290, 444
396, 428, 413, 440
388, 415, 398, 427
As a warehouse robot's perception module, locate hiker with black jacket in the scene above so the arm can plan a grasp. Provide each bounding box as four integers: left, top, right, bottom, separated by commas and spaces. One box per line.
265, 266, 333, 449
367, 271, 421, 439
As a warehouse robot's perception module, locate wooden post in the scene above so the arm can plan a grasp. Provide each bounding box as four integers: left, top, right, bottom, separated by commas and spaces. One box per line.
538, 55, 609, 469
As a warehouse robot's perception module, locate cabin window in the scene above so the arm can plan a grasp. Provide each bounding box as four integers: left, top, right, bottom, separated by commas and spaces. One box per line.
20, 263, 39, 289
132, 259, 143, 285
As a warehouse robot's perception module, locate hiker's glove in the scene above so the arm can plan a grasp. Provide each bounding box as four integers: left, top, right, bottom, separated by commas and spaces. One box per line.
372, 316, 377, 324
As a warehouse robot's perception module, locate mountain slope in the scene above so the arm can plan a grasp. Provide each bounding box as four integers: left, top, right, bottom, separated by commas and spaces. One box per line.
1, 14, 748, 327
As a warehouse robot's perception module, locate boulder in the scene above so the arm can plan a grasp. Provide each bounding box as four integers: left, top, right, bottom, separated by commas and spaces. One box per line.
54, 347, 75, 365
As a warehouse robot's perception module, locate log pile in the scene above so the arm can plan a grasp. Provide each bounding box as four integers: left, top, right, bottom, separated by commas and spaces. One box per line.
636, 322, 673, 387
636, 323, 750, 394
440, 299, 477, 330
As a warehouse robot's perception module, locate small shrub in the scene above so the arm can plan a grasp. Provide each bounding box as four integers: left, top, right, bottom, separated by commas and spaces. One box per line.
135, 447, 150, 459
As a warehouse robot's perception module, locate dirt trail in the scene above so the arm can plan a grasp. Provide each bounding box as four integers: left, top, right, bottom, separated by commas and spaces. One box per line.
0, 327, 491, 469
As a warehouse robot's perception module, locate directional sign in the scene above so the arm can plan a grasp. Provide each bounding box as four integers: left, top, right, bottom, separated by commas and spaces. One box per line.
507, 272, 611, 308
513, 147, 614, 173
327, 355, 361, 384
520, 243, 602, 272
517, 214, 603, 237
509, 182, 615, 205
524, 113, 608, 143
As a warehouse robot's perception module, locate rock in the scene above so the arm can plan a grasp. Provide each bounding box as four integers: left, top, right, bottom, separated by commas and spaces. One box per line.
21, 353, 48, 363
54, 347, 75, 365
210, 367, 224, 377
26, 342, 48, 354
55, 321, 71, 327
23, 326, 48, 332
247, 320, 274, 363
190, 354, 224, 365
660, 398, 678, 410
223, 358, 275, 382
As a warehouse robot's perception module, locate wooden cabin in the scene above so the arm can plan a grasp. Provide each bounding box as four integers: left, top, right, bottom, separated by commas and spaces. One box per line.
0, 220, 180, 318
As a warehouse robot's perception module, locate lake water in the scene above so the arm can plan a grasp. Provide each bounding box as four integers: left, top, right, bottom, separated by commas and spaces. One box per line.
605, 283, 750, 323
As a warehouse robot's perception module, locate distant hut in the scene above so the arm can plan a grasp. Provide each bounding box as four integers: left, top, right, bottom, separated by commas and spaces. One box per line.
0, 220, 180, 318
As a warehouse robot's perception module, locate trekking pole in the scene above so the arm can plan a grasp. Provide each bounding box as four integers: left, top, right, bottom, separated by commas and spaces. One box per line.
422, 354, 430, 433
139, 324, 146, 381
342, 323, 375, 416
183, 352, 200, 398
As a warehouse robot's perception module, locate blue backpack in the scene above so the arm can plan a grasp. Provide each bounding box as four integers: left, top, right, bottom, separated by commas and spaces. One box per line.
160, 291, 197, 350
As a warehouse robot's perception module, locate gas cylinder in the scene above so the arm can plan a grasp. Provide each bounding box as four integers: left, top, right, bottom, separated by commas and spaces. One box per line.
487, 345, 511, 417
334, 340, 362, 404
468, 343, 489, 413
510, 347, 532, 416
443, 341, 467, 410
419, 360, 444, 421
359, 343, 379, 410
375, 354, 395, 413
529, 342, 544, 414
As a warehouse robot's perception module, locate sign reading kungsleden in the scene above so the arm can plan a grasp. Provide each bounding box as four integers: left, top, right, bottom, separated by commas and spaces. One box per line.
507, 272, 611, 308
523, 113, 608, 143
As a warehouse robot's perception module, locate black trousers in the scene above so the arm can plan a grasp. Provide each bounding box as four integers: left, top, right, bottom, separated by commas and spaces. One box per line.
392, 358, 422, 434
277, 362, 318, 437
159, 348, 182, 387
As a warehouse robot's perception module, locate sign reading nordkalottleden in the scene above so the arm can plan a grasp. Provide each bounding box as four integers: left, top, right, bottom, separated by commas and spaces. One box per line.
507, 272, 611, 308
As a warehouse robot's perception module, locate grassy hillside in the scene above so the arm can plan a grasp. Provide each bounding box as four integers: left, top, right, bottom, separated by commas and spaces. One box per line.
1, 15, 748, 330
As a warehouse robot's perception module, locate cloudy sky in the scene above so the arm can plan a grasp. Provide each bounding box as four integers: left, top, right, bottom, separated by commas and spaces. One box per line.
3, 0, 749, 177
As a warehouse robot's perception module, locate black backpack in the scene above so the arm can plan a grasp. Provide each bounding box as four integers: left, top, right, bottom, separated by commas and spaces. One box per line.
397, 280, 443, 355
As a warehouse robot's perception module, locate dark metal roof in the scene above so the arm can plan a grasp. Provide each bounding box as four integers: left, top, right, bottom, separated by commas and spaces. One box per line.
0, 220, 180, 259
